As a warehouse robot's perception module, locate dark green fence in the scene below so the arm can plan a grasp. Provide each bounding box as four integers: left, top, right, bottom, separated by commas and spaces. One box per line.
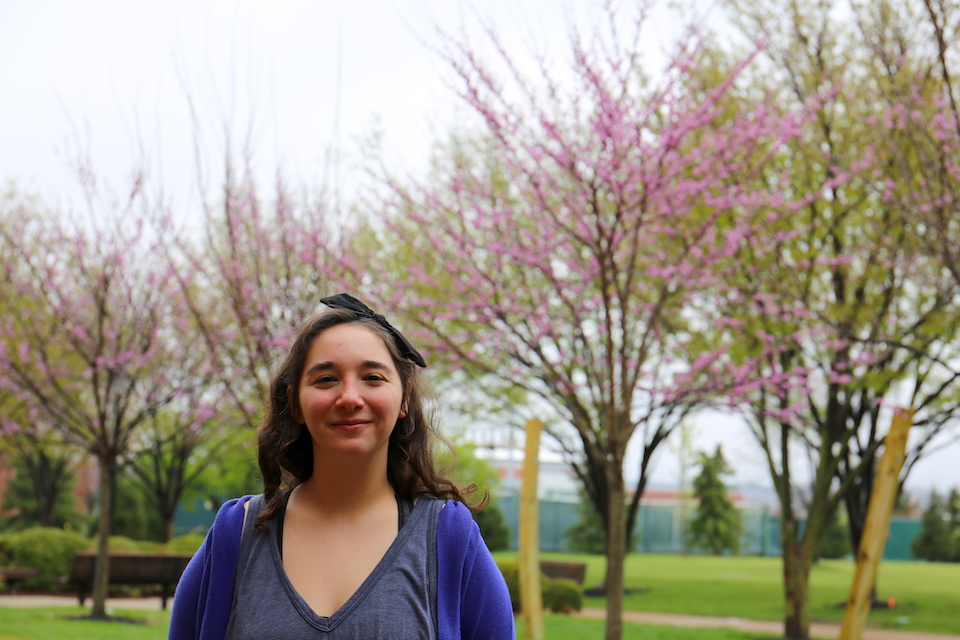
175, 494, 922, 560
496, 496, 921, 560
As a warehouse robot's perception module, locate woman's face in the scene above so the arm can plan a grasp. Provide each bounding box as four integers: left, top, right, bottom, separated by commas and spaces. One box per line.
291, 323, 405, 464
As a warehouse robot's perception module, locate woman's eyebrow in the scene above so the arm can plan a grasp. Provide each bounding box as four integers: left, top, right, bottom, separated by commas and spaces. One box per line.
303, 361, 335, 377
303, 360, 392, 377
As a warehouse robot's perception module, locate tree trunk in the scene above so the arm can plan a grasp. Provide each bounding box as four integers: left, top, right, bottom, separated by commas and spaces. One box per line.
39, 461, 57, 527
782, 518, 811, 640
626, 471, 648, 552
23, 448, 68, 527
90, 454, 115, 619
154, 488, 179, 544
844, 467, 871, 557
162, 510, 176, 544
844, 488, 878, 602
604, 469, 626, 640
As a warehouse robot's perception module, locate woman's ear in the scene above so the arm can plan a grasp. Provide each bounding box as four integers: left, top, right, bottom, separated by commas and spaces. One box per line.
399, 380, 413, 419
287, 385, 303, 423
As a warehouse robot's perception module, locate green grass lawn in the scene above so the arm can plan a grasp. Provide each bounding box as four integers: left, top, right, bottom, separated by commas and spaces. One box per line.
495, 551, 960, 636
0, 606, 169, 640
1, 554, 957, 639
0, 607, 770, 640
518, 614, 767, 639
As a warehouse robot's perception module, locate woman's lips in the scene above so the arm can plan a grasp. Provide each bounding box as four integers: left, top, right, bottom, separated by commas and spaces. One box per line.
332, 420, 369, 429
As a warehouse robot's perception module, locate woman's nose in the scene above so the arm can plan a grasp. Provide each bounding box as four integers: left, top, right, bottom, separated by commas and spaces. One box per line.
335, 378, 364, 409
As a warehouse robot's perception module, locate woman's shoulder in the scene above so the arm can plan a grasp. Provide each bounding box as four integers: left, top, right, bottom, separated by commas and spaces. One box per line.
438, 498, 472, 518
437, 499, 481, 544
210, 495, 257, 532
217, 494, 256, 516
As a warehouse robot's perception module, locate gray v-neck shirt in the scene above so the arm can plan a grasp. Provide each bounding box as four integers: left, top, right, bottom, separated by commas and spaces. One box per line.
225, 494, 440, 639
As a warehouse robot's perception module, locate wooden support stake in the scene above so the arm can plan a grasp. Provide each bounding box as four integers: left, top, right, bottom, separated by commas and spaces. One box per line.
839, 407, 914, 640
519, 418, 544, 639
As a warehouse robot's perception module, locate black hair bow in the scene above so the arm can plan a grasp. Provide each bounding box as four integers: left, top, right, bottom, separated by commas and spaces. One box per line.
320, 293, 427, 368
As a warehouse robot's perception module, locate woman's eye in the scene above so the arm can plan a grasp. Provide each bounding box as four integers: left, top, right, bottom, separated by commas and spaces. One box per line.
315, 376, 336, 385
366, 374, 386, 382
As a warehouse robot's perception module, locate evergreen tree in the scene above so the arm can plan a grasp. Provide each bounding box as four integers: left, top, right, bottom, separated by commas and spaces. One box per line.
947, 488, 960, 562
564, 489, 609, 555
564, 488, 639, 555
688, 446, 741, 555
816, 505, 851, 561
911, 491, 956, 562
3, 449, 81, 531
112, 468, 164, 542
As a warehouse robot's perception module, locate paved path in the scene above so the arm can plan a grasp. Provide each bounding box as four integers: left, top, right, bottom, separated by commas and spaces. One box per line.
0, 594, 165, 611
2, 596, 957, 639
578, 608, 960, 640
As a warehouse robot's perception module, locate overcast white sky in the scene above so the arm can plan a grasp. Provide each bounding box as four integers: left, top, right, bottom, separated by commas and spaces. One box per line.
2, 0, 684, 207
1, 0, 957, 497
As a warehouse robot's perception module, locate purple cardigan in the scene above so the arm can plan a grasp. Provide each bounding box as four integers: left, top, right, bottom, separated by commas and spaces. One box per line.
167, 496, 515, 640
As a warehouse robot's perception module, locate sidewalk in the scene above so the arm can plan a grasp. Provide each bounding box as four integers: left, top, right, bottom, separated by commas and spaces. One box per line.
576, 608, 960, 640
0, 594, 165, 611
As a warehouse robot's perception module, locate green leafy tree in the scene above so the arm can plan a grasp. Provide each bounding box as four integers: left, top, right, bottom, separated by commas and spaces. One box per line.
564, 488, 610, 555
816, 505, 851, 561
111, 467, 164, 542
911, 491, 956, 562
180, 429, 262, 513
436, 437, 510, 550
687, 446, 741, 555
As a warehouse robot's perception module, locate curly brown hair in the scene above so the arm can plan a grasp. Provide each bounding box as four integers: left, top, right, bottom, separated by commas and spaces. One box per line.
254, 307, 480, 531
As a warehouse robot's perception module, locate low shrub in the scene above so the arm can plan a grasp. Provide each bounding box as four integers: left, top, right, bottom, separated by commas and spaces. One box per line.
542, 576, 583, 613
85, 535, 164, 553
5, 527, 89, 589
496, 561, 583, 614
497, 561, 520, 611
165, 533, 206, 554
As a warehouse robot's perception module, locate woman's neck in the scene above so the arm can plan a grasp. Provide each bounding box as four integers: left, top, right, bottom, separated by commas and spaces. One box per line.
294, 458, 394, 514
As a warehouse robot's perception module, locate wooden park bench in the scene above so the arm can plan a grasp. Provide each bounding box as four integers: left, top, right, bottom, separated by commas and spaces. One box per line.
0, 566, 40, 594
539, 560, 587, 585
69, 551, 193, 610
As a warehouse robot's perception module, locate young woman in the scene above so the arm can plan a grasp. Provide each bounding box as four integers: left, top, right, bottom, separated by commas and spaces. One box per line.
168, 294, 514, 639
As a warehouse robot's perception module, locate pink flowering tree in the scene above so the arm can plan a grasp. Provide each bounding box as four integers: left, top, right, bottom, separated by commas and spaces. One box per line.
162, 159, 349, 428
686, 2, 960, 637
357, 8, 814, 638
0, 182, 200, 619
860, 0, 960, 286
833, 0, 960, 561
